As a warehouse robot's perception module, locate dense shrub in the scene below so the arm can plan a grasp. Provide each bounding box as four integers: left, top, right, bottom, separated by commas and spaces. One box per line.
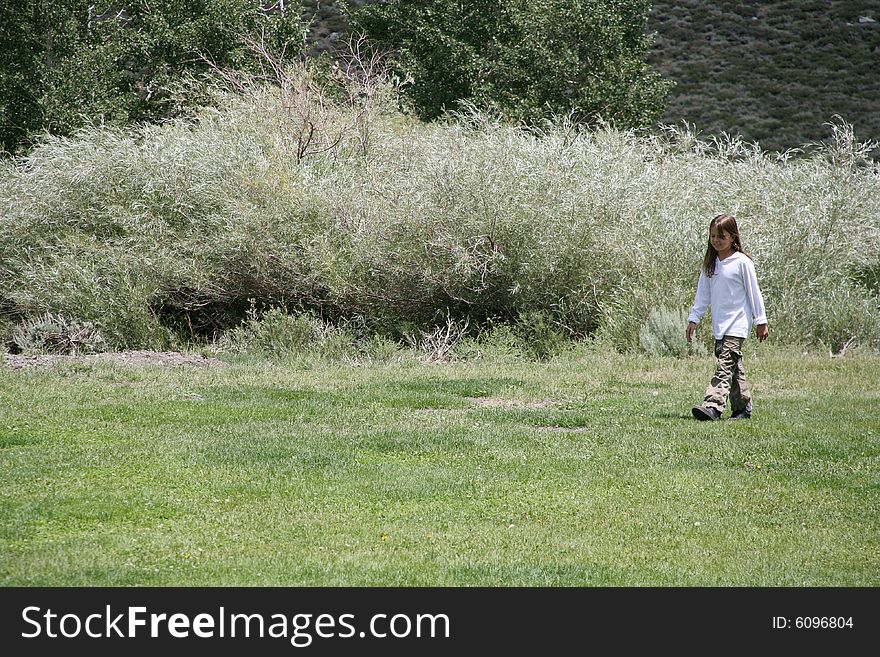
218, 306, 356, 360
1, 71, 878, 354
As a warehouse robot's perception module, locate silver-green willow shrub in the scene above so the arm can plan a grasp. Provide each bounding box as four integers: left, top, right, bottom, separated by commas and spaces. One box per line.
1, 68, 878, 353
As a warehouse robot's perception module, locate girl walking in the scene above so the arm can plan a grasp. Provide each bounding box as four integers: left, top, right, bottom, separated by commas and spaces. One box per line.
686, 214, 768, 421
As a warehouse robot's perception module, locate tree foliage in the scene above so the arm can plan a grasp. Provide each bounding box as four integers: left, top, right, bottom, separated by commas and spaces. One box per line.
347, 0, 672, 127
0, 1, 305, 154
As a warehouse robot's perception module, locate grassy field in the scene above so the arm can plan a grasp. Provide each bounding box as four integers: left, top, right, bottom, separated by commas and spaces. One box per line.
1, 345, 878, 586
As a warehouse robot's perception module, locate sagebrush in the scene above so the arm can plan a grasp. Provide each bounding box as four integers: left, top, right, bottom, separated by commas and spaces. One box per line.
639, 307, 706, 358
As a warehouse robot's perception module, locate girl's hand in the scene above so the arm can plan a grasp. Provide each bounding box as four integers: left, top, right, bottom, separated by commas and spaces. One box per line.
756, 324, 769, 342
686, 321, 696, 343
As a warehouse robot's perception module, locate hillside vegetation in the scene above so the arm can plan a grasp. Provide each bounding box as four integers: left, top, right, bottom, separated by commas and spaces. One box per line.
5, 2, 875, 155
300, 0, 880, 152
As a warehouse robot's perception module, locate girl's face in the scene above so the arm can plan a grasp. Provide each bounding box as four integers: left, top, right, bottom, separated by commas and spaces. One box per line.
710, 227, 735, 255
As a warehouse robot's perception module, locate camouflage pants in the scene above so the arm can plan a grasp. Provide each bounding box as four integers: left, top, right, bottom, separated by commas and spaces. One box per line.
703, 336, 752, 414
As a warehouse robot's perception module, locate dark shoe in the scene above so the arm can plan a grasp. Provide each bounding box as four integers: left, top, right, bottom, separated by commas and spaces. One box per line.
730, 409, 751, 421
692, 405, 721, 421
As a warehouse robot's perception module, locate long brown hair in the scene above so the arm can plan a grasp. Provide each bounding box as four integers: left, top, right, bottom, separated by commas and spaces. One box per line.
702, 214, 751, 276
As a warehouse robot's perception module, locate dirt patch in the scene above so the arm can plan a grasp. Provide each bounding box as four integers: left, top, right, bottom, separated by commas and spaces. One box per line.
3, 351, 225, 370
467, 397, 557, 409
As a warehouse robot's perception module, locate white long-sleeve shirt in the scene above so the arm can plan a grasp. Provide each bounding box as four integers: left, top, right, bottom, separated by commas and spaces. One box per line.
687, 251, 767, 339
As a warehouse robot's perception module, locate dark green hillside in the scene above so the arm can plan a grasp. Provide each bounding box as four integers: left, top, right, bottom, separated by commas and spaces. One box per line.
647, 0, 880, 151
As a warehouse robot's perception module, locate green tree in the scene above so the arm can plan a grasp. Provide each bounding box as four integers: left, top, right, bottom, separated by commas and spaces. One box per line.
0, 1, 49, 152
0, 1, 306, 154
348, 0, 671, 127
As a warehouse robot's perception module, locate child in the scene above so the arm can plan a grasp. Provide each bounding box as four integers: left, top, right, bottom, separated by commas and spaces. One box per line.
686, 214, 768, 421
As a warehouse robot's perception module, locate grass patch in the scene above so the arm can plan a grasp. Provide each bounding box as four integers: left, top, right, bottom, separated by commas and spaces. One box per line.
1, 347, 878, 586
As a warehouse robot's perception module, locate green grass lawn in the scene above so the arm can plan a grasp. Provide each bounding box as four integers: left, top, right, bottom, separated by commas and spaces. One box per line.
1, 346, 878, 586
